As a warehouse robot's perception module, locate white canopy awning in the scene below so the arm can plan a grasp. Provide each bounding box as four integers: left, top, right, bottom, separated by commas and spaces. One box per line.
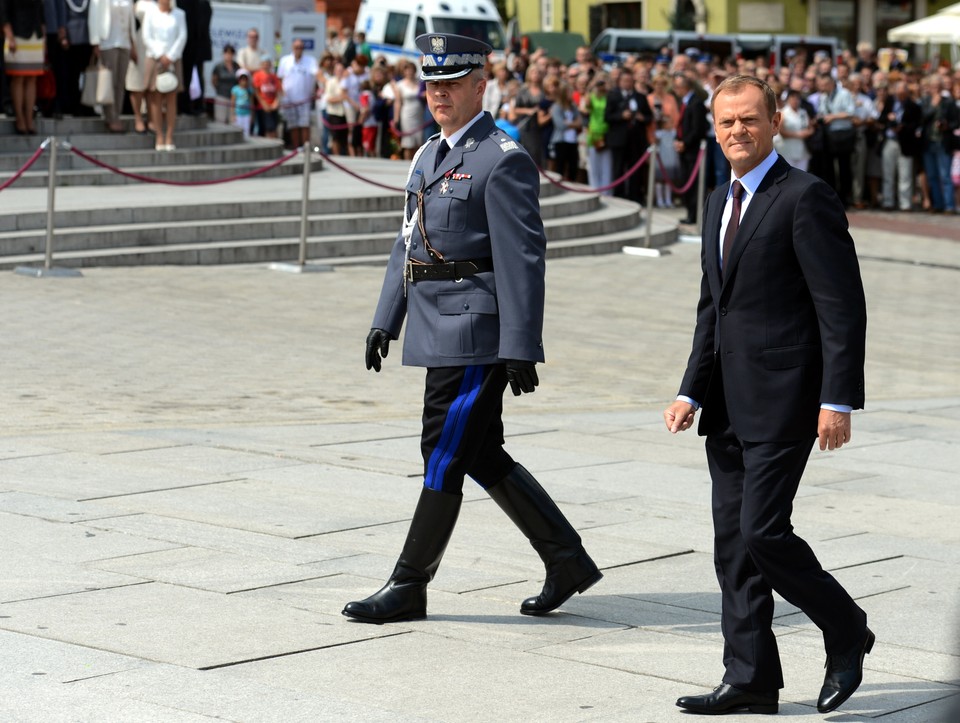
887, 4, 960, 44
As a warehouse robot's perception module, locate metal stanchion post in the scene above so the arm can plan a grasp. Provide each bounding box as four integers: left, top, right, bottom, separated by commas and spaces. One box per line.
44, 136, 57, 270
696, 139, 707, 233
298, 139, 310, 266
270, 141, 332, 274
644, 144, 657, 248
15, 137, 82, 278
622, 145, 666, 258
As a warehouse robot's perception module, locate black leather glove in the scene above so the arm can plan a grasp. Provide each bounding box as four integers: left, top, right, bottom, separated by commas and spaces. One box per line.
365, 328, 391, 372
505, 360, 539, 396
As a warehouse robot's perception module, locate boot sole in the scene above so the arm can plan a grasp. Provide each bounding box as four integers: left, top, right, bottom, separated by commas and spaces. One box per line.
341, 609, 427, 625
520, 570, 603, 616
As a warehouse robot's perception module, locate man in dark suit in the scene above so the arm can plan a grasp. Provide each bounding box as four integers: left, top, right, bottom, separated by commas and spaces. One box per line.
664, 75, 873, 716
342, 33, 601, 625
604, 67, 652, 202
673, 72, 709, 224
878, 80, 922, 211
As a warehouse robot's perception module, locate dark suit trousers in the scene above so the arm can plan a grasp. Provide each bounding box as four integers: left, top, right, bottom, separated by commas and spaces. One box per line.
420, 365, 517, 493
706, 421, 867, 690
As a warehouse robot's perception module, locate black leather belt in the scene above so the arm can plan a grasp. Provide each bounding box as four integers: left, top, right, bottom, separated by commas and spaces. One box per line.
406, 258, 493, 282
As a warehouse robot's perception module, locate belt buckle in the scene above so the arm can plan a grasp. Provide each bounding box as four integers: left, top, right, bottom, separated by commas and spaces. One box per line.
405, 261, 415, 282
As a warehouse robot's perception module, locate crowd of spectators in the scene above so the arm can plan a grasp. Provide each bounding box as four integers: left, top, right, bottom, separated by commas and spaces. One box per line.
307, 36, 960, 216
5, 5, 960, 215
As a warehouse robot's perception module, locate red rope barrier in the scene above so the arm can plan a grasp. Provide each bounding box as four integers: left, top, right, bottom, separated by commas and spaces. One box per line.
0, 140, 49, 192
317, 150, 405, 192
539, 147, 652, 194
657, 147, 706, 195
64, 143, 301, 186
388, 118, 433, 138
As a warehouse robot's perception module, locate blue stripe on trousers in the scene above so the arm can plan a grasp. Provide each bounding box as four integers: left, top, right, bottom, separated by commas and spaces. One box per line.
424, 365, 484, 491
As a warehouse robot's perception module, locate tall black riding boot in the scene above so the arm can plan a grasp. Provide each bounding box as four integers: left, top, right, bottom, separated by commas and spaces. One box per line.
487, 463, 602, 615
342, 487, 462, 624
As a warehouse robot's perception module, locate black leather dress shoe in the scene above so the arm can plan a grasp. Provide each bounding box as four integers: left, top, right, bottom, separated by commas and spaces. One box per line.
817, 627, 875, 713
676, 683, 778, 715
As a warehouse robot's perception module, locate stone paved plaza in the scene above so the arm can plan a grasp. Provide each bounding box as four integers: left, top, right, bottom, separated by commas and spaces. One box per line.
0, 166, 958, 721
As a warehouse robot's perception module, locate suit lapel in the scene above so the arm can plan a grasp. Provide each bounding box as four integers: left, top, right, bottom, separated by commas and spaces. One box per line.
721, 158, 789, 286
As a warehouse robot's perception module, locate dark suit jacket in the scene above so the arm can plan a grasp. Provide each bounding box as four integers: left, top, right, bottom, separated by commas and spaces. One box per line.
879, 96, 922, 157
603, 89, 651, 149
677, 92, 708, 158
679, 156, 866, 442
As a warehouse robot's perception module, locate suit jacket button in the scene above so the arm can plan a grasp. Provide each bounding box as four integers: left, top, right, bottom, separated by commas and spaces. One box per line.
463, 303, 470, 310
720, 307, 728, 316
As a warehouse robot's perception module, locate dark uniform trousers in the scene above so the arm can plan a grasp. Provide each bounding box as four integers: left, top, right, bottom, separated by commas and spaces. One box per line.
706, 364, 867, 691
421, 364, 516, 492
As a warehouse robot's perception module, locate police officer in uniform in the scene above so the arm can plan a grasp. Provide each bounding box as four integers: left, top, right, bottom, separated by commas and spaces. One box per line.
342, 33, 602, 624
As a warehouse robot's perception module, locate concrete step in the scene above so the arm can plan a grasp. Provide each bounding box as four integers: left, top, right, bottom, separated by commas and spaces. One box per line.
1, 219, 675, 270
0, 113, 209, 136
0, 184, 596, 236
5, 154, 317, 188
0, 195, 629, 257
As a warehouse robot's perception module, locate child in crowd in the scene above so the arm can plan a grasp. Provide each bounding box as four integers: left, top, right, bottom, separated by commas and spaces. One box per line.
231, 70, 254, 137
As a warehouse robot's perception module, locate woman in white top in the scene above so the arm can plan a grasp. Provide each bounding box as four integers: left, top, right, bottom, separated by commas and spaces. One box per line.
141, 0, 186, 150
89, 0, 137, 131
778, 89, 813, 172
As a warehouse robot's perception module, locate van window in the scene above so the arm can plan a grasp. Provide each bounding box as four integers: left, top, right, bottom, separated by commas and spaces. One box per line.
432, 18, 505, 50
385, 12, 410, 47
416, 16, 427, 37
593, 34, 611, 53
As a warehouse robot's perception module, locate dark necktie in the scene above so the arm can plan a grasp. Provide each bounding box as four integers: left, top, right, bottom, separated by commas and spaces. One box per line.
435, 139, 449, 170
721, 180, 744, 274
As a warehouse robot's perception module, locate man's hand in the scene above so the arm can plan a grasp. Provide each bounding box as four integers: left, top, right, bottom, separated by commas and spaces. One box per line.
818, 409, 851, 451
505, 360, 538, 396
364, 328, 391, 372
664, 400, 696, 434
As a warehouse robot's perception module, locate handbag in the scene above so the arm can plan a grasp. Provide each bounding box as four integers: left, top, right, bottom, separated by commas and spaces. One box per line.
156, 70, 179, 94
81, 62, 114, 107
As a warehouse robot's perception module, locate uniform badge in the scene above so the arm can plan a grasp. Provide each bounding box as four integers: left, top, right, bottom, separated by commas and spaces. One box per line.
430, 36, 446, 54
465, 138, 475, 149
440, 179, 450, 195
499, 141, 519, 152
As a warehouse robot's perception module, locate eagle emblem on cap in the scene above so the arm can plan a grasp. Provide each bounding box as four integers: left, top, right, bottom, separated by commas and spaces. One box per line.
430, 36, 446, 54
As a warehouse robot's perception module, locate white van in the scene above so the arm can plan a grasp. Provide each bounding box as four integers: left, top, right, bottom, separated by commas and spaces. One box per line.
354, 0, 507, 65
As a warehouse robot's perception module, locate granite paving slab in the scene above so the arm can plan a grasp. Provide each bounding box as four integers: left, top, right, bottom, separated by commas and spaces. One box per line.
218, 629, 687, 722
82, 512, 357, 565
0, 628, 148, 683
0, 510, 179, 563
0, 547, 145, 603
0, 582, 401, 670
0, 451, 237, 501
0, 490, 134, 523
87, 546, 329, 594
72, 663, 429, 722
105, 444, 304, 476
94, 474, 416, 539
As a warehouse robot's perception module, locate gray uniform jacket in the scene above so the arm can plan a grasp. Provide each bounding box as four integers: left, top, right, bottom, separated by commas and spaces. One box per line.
372, 112, 547, 368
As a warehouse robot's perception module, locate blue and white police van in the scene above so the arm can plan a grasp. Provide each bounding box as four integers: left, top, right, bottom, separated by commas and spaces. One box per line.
354, 0, 507, 65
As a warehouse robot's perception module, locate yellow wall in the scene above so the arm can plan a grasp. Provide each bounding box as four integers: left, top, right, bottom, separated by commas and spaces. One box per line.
506, 0, 822, 42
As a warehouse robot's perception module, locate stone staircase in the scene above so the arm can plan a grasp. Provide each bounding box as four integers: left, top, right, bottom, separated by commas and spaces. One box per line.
0, 120, 676, 269
0, 115, 306, 186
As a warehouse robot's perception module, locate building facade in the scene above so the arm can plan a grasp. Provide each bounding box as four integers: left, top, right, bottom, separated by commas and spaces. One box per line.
506, 0, 955, 52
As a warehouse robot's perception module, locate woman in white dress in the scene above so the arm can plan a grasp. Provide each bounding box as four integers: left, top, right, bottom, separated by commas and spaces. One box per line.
394, 60, 424, 160
89, 0, 137, 131
141, 0, 186, 150
778, 89, 813, 171
125, 0, 152, 133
